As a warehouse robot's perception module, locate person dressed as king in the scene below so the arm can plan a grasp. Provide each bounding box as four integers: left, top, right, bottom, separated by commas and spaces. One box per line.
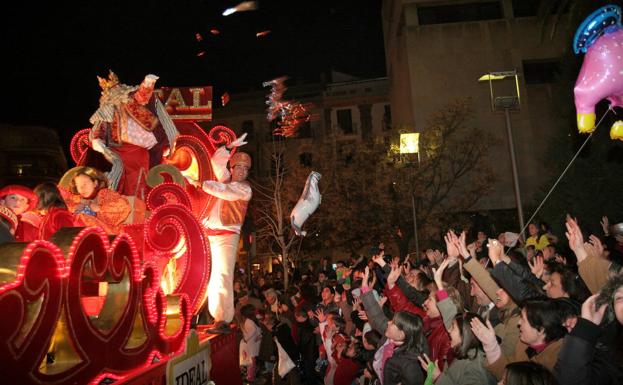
86, 71, 178, 197
199, 133, 252, 333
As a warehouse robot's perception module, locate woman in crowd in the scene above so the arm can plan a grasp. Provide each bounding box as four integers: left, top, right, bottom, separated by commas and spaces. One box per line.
555, 274, 623, 385
418, 259, 496, 385
471, 298, 567, 381
543, 262, 591, 303
360, 267, 427, 385
526, 223, 550, 252
374, 253, 454, 370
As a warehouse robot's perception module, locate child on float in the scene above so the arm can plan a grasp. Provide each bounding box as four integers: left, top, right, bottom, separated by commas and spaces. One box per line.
0, 184, 40, 241
34, 182, 82, 240
65, 167, 132, 234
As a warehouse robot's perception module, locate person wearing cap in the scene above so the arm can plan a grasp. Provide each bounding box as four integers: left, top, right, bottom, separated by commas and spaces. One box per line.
0, 184, 41, 242
86, 72, 178, 197
198, 133, 252, 333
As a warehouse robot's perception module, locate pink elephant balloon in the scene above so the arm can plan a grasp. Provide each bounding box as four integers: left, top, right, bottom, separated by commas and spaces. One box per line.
574, 5, 623, 134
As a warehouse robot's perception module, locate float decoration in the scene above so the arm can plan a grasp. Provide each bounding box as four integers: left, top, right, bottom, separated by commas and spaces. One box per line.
573, 4, 623, 139
0, 121, 239, 383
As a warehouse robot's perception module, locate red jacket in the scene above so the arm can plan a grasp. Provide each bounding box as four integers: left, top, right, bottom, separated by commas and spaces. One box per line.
328, 356, 362, 385
39, 207, 82, 240
385, 284, 454, 370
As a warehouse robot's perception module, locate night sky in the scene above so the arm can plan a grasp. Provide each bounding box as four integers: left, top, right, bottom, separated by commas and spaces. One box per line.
0, 0, 385, 149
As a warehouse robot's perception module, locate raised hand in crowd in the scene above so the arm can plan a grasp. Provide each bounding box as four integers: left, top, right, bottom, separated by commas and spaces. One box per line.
467, 241, 477, 259
453, 230, 470, 259
469, 317, 500, 363
358, 309, 368, 321
378, 295, 388, 308
314, 308, 327, 323
417, 353, 441, 382
386, 259, 402, 289
487, 238, 504, 265
581, 293, 607, 326
352, 297, 362, 311
566, 217, 588, 263
371, 250, 385, 267
528, 254, 545, 279
432, 257, 450, 289
585, 234, 605, 260
403, 255, 411, 274
444, 230, 460, 260
601, 215, 610, 236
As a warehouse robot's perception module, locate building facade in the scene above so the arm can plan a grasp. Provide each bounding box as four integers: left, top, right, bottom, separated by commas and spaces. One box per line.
211, 73, 391, 179
382, 0, 569, 209
0, 124, 68, 187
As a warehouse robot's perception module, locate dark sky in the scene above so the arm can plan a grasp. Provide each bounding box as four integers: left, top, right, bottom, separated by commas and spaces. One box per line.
0, 0, 385, 148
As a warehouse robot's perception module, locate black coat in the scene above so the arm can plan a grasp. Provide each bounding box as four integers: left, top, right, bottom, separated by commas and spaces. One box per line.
555, 318, 623, 385
361, 290, 426, 385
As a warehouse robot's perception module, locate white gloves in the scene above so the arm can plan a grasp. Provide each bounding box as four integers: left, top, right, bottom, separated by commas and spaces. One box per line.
227, 132, 248, 149
143, 74, 159, 87
91, 138, 117, 162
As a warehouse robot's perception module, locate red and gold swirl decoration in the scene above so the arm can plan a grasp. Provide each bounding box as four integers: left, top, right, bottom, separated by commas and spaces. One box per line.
1, 125, 238, 383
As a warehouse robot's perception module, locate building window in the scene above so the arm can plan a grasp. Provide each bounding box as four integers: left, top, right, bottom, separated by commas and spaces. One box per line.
298, 121, 313, 138
383, 104, 392, 131
522, 59, 561, 84
299, 152, 313, 167
337, 109, 353, 134
512, 0, 569, 18
511, 0, 539, 17
417, 1, 503, 25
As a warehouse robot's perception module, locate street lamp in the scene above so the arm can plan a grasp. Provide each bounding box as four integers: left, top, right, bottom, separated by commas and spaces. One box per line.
478, 70, 525, 237
400, 132, 420, 258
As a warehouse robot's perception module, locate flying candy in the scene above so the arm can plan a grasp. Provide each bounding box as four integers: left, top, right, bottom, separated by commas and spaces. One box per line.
221, 92, 230, 106
195, 33, 203, 42
210, 29, 220, 35
256, 30, 271, 38
222, 1, 258, 16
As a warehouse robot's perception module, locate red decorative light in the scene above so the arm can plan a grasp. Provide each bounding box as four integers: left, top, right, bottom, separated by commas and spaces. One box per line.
0, 125, 242, 383
69, 128, 91, 164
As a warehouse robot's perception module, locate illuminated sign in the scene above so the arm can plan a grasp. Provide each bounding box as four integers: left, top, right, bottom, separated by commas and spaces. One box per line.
157, 87, 213, 121
168, 330, 213, 385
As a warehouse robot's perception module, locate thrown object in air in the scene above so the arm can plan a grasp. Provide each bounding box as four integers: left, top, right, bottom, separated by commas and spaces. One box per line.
290, 171, 322, 236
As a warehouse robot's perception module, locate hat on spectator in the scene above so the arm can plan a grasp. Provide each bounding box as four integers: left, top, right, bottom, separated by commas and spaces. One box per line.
0, 185, 37, 211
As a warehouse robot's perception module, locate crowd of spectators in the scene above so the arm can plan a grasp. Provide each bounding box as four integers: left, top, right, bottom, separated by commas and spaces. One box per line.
232, 217, 623, 385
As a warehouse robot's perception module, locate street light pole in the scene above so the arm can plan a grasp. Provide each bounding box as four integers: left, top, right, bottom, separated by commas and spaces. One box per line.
504, 108, 525, 237
399, 132, 421, 258
411, 192, 419, 258
478, 70, 525, 238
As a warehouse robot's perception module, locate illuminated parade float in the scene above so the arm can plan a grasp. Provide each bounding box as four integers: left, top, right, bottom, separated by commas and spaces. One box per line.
0, 75, 242, 385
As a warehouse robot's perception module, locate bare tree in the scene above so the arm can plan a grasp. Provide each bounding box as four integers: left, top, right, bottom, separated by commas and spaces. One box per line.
251, 143, 302, 290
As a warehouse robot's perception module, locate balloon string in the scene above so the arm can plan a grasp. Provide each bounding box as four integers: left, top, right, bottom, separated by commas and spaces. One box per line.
518, 108, 612, 238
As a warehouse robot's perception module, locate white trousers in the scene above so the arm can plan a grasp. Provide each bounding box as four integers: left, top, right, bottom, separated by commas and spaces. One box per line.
207, 233, 239, 323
